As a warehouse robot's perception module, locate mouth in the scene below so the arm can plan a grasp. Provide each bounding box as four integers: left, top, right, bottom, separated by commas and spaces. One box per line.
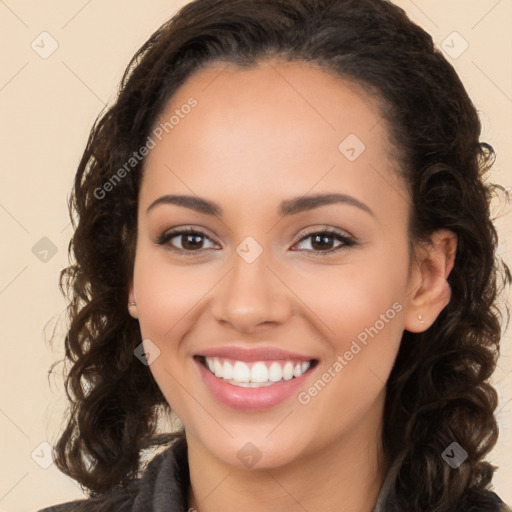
192, 345, 321, 410
194, 355, 319, 388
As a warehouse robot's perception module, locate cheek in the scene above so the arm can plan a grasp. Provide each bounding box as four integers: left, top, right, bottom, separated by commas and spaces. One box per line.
131, 248, 204, 415
133, 247, 211, 343
294, 276, 405, 439
297, 248, 407, 346
296, 245, 407, 401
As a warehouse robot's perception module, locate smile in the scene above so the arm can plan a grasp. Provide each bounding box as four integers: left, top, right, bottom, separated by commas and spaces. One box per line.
194, 353, 319, 411
201, 356, 315, 387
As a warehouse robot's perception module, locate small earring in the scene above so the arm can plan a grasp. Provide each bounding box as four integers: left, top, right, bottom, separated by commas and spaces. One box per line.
128, 302, 136, 307
418, 313, 424, 324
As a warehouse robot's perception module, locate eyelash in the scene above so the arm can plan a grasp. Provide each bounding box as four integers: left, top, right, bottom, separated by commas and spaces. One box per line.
155, 227, 357, 256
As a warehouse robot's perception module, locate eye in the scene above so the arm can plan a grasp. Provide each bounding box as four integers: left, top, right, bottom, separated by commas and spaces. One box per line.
155, 228, 218, 253
155, 226, 357, 256
292, 229, 356, 255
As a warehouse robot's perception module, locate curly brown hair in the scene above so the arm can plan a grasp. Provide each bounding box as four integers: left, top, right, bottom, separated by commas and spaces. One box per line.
49, 0, 511, 510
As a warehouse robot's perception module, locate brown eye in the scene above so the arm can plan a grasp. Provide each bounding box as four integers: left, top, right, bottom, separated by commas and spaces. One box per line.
292, 230, 356, 255
156, 229, 218, 253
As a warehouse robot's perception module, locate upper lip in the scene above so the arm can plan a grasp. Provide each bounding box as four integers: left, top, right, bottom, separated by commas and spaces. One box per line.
196, 346, 317, 362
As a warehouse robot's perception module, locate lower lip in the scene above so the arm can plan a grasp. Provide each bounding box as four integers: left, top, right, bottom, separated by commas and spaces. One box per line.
195, 358, 317, 411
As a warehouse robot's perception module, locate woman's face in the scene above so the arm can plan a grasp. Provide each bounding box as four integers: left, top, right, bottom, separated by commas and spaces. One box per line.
130, 59, 419, 469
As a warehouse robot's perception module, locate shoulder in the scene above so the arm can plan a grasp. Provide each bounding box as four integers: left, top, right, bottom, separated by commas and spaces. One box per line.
490, 491, 512, 512
453, 490, 511, 512
37, 504, 82, 512
35, 478, 141, 512
36, 436, 189, 512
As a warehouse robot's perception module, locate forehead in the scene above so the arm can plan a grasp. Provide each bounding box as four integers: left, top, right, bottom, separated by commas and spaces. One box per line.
140, 59, 406, 220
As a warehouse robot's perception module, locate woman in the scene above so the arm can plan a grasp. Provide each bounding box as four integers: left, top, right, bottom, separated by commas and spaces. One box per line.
40, 0, 511, 510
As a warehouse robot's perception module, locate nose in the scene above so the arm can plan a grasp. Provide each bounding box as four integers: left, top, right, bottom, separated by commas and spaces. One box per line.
211, 249, 293, 333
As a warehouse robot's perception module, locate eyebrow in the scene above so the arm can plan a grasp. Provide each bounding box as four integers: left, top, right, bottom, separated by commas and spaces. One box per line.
146, 193, 374, 217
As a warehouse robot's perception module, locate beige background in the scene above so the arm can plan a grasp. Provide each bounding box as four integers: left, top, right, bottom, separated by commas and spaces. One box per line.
0, 1, 511, 510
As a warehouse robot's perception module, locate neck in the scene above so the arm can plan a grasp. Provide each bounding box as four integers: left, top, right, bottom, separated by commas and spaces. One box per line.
186, 391, 390, 512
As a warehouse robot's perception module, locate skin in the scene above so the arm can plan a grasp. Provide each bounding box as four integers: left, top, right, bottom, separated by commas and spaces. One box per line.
128, 59, 457, 512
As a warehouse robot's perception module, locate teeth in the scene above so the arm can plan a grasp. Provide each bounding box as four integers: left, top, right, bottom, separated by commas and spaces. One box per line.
282, 362, 294, 380
251, 362, 268, 383
232, 361, 250, 382
230, 381, 275, 388
203, 357, 313, 385
268, 362, 282, 382
214, 358, 223, 378
223, 360, 234, 380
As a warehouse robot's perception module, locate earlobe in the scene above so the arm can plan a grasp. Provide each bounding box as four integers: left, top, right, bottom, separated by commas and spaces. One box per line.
404, 229, 457, 333
128, 282, 138, 319
128, 301, 138, 319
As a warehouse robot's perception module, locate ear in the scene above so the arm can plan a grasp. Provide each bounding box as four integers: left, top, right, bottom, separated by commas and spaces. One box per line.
128, 279, 138, 319
404, 229, 457, 333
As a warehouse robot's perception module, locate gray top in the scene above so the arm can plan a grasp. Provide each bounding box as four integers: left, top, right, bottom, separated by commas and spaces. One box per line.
37, 436, 511, 512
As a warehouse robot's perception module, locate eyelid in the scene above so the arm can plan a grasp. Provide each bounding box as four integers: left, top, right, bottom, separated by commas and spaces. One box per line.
295, 225, 354, 242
